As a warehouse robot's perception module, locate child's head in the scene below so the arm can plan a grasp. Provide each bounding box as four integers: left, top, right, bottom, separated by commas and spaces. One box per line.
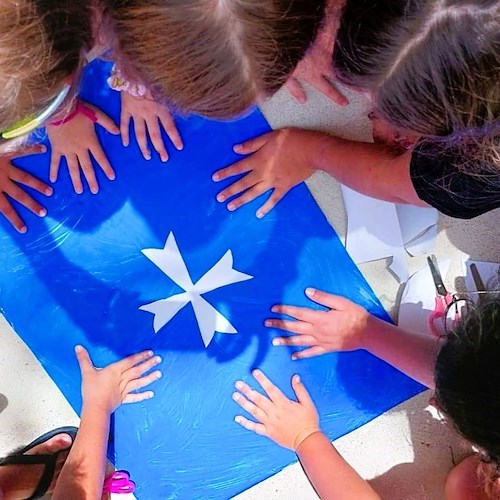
333, 0, 500, 166
105, 0, 326, 119
0, 0, 91, 134
435, 295, 500, 490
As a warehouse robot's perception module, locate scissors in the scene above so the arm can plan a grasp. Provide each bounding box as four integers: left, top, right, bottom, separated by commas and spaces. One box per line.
103, 470, 136, 495
427, 255, 454, 337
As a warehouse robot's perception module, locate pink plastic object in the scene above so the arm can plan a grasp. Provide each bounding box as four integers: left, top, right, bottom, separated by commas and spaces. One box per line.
428, 293, 453, 338
103, 470, 136, 494
49, 102, 97, 127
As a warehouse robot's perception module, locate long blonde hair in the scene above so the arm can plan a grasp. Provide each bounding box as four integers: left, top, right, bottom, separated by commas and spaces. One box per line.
105, 0, 326, 119
0, 0, 91, 132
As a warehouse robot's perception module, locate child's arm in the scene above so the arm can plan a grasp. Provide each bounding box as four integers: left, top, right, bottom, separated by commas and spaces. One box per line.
213, 128, 428, 218
47, 102, 120, 195
0, 144, 52, 233
51, 346, 162, 500
233, 370, 380, 500
269, 288, 439, 389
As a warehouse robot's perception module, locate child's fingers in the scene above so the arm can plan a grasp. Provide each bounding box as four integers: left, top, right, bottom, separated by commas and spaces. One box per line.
134, 119, 150, 160
316, 75, 349, 106
7, 143, 47, 160
146, 118, 169, 163
78, 150, 99, 195
67, 154, 84, 194
291, 346, 327, 361
125, 355, 162, 380
74, 345, 94, 375
213, 158, 253, 183
216, 171, 257, 203
305, 288, 352, 311
0, 193, 26, 233
256, 190, 283, 219
234, 415, 267, 436
49, 152, 62, 183
10, 165, 53, 196
234, 380, 273, 414
118, 350, 155, 371
226, 184, 267, 212
6, 183, 46, 217
123, 391, 154, 404
90, 105, 119, 135
252, 369, 287, 404
265, 318, 311, 336
271, 334, 316, 347
232, 391, 267, 422
285, 78, 307, 104
233, 132, 273, 156
159, 110, 183, 151
120, 112, 131, 147
125, 370, 162, 393
291, 374, 315, 407
91, 144, 116, 181
270, 304, 320, 323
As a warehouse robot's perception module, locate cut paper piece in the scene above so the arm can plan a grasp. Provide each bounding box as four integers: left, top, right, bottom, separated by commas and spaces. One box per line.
398, 260, 450, 335
140, 232, 253, 347
0, 59, 424, 499
396, 205, 438, 257
342, 186, 409, 282
462, 260, 500, 292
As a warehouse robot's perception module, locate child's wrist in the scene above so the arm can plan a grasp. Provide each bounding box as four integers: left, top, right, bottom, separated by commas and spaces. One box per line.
108, 64, 147, 98
292, 426, 321, 451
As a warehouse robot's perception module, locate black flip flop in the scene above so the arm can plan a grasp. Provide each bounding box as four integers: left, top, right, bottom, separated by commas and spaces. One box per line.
0, 426, 78, 500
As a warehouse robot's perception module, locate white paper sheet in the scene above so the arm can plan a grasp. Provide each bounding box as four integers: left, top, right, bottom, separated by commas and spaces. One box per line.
398, 260, 450, 335
342, 186, 409, 281
139, 232, 253, 347
461, 260, 500, 291
396, 205, 438, 256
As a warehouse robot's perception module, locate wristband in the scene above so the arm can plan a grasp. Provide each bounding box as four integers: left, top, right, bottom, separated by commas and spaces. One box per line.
107, 64, 147, 98
49, 102, 97, 127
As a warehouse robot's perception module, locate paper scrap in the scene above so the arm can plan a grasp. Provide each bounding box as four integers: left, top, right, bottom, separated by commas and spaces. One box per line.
342, 186, 408, 282
140, 232, 253, 347
462, 260, 500, 292
396, 205, 438, 257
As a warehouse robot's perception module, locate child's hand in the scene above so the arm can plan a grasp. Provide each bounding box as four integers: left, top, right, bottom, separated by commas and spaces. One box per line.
233, 370, 320, 451
75, 345, 162, 414
47, 102, 119, 195
212, 128, 316, 218
267, 288, 370, 360
285, 6, 347, 106
120, 92, 183, 162
0, 144, 52, 233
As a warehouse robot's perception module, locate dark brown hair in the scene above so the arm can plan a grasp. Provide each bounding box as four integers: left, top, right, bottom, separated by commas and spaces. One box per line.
105, 0, 326, 118
333, 0, 500, 172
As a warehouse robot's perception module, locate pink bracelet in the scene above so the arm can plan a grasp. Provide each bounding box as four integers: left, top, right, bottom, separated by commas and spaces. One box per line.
102, 470, 136, 494
49, 102, 97, 127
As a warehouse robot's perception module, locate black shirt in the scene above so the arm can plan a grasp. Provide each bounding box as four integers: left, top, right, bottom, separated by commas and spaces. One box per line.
410, 143, 500, 219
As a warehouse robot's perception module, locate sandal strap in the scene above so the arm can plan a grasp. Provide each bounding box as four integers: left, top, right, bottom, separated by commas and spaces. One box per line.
0, 453, 57, 500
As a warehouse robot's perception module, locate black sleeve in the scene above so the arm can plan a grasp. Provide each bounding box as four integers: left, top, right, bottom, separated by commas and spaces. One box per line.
410, 144, 500, 219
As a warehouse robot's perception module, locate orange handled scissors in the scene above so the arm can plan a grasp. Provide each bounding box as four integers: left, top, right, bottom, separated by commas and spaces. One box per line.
427, 255, 454, 337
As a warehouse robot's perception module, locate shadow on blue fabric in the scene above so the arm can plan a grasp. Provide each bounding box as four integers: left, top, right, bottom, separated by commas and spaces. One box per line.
0, 60, 424, 499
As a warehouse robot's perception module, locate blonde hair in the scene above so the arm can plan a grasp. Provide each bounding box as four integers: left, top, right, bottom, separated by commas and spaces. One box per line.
106, 0, 325, 119
0, 0, 92, 132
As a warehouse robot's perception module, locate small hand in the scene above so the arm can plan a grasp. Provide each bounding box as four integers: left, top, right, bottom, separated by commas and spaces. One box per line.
120, 91, 183, 162
233, 369, 320, 451
0, 144, 52, 233
267, 288, 370, 360
212, 129, 315, 218
47, 102, 119, 194
285, 10, 347, 106
75, 345, 162, 414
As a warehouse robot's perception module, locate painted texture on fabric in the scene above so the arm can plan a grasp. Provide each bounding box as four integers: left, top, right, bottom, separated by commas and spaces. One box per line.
0, 60, 424, 499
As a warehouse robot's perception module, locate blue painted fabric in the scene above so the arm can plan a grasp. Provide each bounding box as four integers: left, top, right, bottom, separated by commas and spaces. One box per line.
0, 60, 424, 499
